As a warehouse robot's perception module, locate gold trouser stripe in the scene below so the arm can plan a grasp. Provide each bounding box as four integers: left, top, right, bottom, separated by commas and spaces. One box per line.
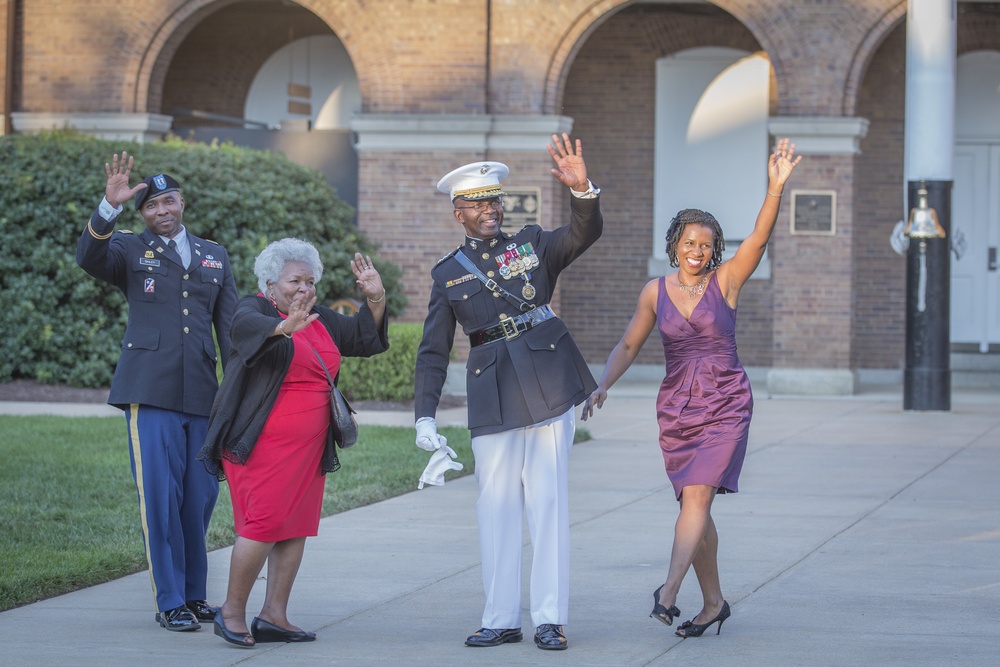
129, 404, 159, 611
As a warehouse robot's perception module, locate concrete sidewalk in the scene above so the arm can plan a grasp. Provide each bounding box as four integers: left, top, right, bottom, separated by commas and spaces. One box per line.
1, 384, 998, 666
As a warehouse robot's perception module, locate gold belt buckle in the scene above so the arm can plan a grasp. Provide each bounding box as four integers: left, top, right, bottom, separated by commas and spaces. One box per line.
499, 313, 520, 340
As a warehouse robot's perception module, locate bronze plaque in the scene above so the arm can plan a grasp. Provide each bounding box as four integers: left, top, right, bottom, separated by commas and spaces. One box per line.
790, 190, 837, 235
502, 187, 541, 227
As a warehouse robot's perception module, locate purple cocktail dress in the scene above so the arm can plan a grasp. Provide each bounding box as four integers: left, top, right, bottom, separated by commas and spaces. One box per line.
656, 272, 752, 500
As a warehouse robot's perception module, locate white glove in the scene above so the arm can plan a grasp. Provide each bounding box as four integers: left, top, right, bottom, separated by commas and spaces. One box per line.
415, 416, 447, 452
418, 444, 464, 489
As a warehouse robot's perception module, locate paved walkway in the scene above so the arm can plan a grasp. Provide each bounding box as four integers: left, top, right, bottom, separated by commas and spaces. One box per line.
1, 384, 998, 666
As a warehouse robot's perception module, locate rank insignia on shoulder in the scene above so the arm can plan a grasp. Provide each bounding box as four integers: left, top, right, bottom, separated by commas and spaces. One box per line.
446, 274, 476, 288
435, 247, 460, 266
204, 239, 220, 245
116, 229, 134, 234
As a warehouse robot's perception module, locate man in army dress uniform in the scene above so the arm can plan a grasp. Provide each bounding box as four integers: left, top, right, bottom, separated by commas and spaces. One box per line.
76, 152, 238, 632
414, 134, 602, 651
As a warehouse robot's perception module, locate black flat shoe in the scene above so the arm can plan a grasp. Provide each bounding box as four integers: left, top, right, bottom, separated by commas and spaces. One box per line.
675, 600, 731, 638
464, 627, 523, 647
213, 615, 255, 648
186, 599, 219, 621
533, 624, 568, 650
650, 584, 680, 626
251, 616, 317, 643
155, 605, 200, 632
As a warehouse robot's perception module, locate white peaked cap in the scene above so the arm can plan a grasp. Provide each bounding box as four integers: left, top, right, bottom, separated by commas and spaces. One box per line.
437, 161, 509, 200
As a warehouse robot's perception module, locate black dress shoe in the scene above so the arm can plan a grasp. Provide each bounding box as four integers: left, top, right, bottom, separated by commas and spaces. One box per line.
214, 616, 255, 648
464, 627, 523, 647
534, 624, 568, 650
154, 605, 200, 632
186, 599, 219, 621
250, 616, 317, 643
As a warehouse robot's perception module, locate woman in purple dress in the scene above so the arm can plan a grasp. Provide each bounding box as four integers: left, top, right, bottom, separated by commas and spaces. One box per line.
582, 139, 801, 638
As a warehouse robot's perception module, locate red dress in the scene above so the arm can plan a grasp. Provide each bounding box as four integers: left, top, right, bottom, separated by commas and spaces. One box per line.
222, 318, 341, 542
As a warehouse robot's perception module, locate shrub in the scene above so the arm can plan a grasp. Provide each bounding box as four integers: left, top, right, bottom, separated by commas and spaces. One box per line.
338, 322, 423, 402
0, 130, 405, 387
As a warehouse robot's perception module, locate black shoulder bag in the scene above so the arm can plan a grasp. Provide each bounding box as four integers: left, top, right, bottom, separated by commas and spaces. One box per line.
311, 347, 358, 449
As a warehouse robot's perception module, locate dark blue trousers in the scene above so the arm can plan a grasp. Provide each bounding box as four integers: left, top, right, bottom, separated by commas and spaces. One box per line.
124, 404, 219, 613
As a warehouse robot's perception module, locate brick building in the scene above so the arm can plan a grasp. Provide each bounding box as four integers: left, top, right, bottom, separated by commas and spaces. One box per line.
3, 0, 999, 393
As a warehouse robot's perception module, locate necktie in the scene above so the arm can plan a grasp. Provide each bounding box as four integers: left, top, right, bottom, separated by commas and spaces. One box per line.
167, 239, 184, 268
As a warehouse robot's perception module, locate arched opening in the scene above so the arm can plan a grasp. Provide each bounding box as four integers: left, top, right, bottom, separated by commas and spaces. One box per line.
153, 1, 360, 211
952, 50, 1000, 351
653, 47, 772, 275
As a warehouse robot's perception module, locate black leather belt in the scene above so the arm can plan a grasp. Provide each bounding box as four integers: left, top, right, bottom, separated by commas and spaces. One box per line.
469, 305, 556, 347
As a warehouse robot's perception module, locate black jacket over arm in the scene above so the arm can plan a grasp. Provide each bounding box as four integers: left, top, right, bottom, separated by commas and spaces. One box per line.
197, 294, 389, 479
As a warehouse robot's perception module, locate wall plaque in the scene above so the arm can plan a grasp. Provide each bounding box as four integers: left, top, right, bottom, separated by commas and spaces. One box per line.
501, 187, 542, 227
790, 190, 837, 236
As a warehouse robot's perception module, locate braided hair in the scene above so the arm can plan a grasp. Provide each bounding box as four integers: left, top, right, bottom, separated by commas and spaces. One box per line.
664, 209, 725, 270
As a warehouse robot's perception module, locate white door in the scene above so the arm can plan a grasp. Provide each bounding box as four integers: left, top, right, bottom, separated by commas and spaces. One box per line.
951, 144, 1000, 351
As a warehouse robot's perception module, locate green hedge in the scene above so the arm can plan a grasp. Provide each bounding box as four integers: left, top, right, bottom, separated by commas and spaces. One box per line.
0, 130, 405, 387
338, 322, 423, 402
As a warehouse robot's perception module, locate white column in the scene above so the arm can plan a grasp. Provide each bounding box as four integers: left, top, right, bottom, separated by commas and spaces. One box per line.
904, 0, 956, 182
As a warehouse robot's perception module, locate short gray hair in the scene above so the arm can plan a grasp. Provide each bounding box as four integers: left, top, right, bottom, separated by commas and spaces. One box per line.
254, 238, 324, 294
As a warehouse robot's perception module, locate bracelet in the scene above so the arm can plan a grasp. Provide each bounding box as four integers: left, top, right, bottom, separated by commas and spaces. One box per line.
766, 191, 782, 198
277, 320, 292, 338
367, 290, 386, 304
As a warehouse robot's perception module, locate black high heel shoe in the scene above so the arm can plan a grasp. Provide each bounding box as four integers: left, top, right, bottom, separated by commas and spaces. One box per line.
675, 600, 730, 637
213, 615, 256, 648
649, 584, 681, 626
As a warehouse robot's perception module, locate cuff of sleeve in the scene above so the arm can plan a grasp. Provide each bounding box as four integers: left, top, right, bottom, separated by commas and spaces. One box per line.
570, 179, 600, 199
98, 197, 123, 221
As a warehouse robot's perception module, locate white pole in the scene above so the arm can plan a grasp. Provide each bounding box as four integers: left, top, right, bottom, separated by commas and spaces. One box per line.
904, 0, 957, 182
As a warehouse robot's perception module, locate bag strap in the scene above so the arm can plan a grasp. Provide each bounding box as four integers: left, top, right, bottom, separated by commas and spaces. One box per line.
452, 248, 535, 312
311, 347, 336, 389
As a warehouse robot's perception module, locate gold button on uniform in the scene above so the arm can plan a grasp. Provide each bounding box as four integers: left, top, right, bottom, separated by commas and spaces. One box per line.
487, 271, 495, 278
550, 344, 555, 349
182, 308, 189, 316
463, 294, 469, 300
474, 369, 481, 375
183, 327, 189, 334
213, 278, 218, 283
482, 253, 489, 260
183, 274, 189, 280
127, 343, 133, 348
182, 291, 189, 297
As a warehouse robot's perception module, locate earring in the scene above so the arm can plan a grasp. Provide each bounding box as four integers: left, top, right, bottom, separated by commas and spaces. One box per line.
268, 292, 277, 307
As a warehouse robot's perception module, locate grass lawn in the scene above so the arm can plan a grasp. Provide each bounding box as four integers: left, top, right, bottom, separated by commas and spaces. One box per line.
0, 415, 472, 612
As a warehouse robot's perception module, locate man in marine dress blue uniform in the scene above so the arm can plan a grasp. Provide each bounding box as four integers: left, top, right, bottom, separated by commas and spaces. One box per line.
413, 133, 602, 651
76, 152, 238, 632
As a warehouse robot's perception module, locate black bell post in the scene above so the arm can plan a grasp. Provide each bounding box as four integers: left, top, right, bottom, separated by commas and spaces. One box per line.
903, 183, 950, 410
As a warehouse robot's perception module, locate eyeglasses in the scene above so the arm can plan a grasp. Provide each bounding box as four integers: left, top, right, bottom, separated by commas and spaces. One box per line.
455, 198, 503, 213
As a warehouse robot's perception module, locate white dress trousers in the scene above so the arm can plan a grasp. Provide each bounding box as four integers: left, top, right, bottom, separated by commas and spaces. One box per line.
471, 407, 574, 629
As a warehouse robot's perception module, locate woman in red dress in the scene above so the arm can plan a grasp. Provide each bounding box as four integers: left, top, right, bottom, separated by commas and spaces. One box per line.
199, 238, 388, 647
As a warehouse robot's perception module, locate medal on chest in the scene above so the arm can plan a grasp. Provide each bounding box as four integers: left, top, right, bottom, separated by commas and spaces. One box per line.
495, 242, 538, 301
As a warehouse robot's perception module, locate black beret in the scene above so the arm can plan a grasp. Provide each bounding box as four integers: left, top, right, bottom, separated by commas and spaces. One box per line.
135, 173, 181, 210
